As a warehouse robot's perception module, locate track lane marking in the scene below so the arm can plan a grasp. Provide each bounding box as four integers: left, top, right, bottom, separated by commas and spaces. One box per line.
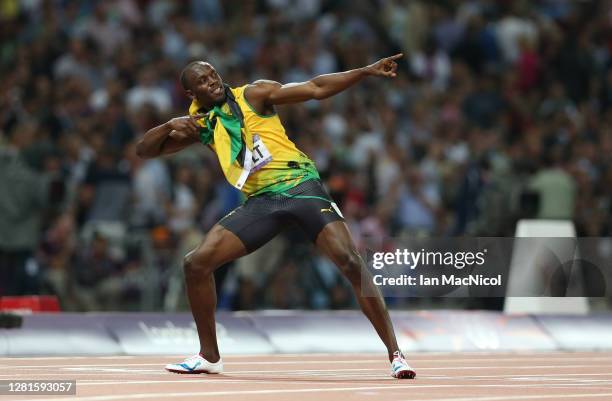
1, 364, 612, 377
4, 355, 612, 369
4, 362, 612, 372
401, 393, 612, 401
16, 385, 612, 401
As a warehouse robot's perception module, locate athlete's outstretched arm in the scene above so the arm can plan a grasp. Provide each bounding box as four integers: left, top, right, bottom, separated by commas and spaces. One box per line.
136, 114, 204, 158
245, 54, 402, 108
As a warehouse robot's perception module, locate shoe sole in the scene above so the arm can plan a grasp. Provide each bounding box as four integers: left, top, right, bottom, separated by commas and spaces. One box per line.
165, 368, 222, 374
393, 369, 416, 379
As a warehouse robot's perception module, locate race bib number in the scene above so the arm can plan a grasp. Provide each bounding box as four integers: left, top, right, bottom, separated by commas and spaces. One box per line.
251, 134, 272, 172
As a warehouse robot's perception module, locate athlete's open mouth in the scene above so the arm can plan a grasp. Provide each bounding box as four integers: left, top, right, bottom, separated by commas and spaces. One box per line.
211, 84, 223, 97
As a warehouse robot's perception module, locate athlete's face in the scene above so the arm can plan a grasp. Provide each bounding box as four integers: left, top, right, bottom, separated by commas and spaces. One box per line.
186, 63, 226, 107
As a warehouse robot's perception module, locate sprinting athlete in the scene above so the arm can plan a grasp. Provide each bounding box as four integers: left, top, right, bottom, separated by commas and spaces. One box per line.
136, 54, 416, 379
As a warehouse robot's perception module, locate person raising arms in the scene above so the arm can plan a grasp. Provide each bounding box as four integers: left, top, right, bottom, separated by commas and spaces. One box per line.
136, 53, 415, 379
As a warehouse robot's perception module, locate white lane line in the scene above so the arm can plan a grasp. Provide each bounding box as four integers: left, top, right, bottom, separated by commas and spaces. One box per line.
236, 365, 603, 373
63, 368, 161, 373
215, 365, 612, 374
0, 356, 139, 360
3, 361, 611, 371
1, 372, 610, 385
509, 378, 612, 384
68, 379, 612, 387
401, 393, 612, 401
414, 365, 605, 371
398, 357, 612, 363
1, 352, 609, 361
97, 356, 137, 359
0, 365, 610, 379
77, 379, 357, 386
17, 386, 612, 401
76, 379, 302, 385
443, 373, 612, 379
4, 356, 612, 369
0, 373, 169, 378
0, 360, 384, 369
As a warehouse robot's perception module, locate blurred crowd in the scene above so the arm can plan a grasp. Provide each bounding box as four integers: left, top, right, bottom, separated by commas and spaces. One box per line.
1, 0, 612, 310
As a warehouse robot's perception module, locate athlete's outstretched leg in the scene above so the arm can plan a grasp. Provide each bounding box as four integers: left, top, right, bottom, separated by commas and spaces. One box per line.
315, 221, 400, 362
183, 224, 247, 362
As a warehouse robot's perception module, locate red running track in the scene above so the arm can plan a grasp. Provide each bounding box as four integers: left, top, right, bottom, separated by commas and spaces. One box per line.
1, 352, 612, 401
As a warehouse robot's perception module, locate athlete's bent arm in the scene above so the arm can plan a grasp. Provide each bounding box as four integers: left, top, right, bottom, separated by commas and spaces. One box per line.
136, 114, 204, 158
245, 53, 402, 108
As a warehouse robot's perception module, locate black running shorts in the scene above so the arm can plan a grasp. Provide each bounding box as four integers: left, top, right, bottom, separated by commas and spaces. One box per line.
218, 179, 344, 253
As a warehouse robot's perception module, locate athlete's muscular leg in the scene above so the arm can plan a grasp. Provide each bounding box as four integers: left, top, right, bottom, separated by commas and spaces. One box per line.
316, 221, 400, 362
183, 224, 247, 362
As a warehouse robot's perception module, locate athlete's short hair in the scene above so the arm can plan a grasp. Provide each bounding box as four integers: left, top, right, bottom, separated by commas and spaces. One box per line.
180, 61, 212, 90
180, 61, 201, 90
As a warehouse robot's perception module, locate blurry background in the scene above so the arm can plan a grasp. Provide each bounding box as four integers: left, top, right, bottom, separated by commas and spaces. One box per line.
1, 0, 611, 312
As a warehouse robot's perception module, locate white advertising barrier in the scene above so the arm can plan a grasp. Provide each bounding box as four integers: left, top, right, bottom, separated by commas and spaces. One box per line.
104, 312, 276, 355
0, 332, 8, 355
2, 314, 122, 356
391, 310, 556, 352
504, 220, 589, 314
247, 310, 556, 353
3, 311, 612, 356
246, 310, 390, 354
535, 314, 612, 350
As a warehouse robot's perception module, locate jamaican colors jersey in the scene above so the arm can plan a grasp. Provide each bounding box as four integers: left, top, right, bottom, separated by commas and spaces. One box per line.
188, 85, 319, 197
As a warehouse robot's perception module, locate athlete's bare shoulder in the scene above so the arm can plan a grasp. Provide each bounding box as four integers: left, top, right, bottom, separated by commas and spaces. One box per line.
250, 79, 281, 87
244, 80, 280, 116
245, 80, 281, 97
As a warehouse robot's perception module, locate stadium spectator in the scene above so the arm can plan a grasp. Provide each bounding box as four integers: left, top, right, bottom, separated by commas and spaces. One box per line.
0, 123, 50, 295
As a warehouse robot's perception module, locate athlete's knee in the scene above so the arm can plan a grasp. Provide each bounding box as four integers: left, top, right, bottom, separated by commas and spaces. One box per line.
183, 252, 194, 272
334, 248, 364, 282
183, 247, 216, 276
